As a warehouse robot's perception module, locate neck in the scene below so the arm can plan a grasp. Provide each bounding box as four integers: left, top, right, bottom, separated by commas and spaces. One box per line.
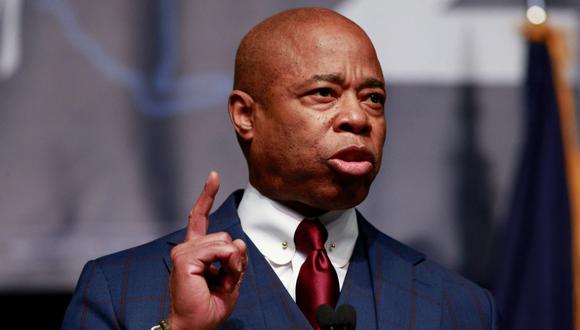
276, 199, 328, 218
248, 181, 329, 218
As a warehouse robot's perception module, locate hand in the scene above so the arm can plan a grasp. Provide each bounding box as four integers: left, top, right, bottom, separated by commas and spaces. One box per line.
168, 171, 248, 330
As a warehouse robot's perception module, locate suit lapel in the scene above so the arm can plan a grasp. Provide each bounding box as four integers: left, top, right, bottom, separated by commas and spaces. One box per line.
211, 191, 310, 329
336, 234, 378, 329
241, 236, 312, 329
358, 213, 442, 330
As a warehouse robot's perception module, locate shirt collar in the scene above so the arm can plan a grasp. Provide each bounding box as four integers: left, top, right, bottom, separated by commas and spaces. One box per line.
237, 184, 358, 267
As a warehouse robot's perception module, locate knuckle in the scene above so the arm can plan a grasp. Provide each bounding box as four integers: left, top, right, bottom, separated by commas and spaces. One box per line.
233, 238, 246, 250
226, 244, 239, 256
170, 242, 191, 260
170, 246, 180, 260
191, 209, 203, 219
216, 232, 232, 242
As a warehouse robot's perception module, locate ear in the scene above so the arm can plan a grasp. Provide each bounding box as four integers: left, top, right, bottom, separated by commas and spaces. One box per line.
228, 90, 256, 141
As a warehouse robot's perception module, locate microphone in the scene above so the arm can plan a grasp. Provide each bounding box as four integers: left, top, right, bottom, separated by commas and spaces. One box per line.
316, 304, 357, 330
316, 304, 335, 328
336, 304, 356, 329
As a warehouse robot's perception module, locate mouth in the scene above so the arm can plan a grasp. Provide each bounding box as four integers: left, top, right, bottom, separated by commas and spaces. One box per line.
327, 146, 375, 176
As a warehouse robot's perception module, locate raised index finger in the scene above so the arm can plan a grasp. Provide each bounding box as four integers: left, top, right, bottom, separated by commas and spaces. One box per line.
185, 171, 220, 241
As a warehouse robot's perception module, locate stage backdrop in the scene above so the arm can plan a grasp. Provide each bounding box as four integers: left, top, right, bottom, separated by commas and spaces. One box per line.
0, 0, 577, 291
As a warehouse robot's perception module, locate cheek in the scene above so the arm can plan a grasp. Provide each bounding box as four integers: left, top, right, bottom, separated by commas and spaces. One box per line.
373, 116, 387, 140
259, 102, 335, 162
277, 108, 328, 139
267, 130, 326, 176
289, 116, 332, 152
379, 124, 387, 145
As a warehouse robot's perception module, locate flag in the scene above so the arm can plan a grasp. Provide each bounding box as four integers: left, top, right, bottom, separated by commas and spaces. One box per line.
493, 23, 579, 330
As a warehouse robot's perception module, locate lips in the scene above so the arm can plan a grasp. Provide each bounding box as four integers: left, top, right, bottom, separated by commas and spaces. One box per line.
328, 146, 375, 176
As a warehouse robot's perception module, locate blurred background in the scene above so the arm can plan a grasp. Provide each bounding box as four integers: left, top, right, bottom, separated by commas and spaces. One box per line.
0, 0, 578, 328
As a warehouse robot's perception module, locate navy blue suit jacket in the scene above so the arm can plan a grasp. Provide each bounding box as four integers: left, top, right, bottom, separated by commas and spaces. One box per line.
62, 191, 499, 329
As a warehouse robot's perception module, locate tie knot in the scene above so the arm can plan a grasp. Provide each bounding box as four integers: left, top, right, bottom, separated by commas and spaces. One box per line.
294, 219, 328, 253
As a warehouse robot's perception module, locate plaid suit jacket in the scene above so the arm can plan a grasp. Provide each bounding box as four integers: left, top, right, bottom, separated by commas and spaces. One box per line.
62, 191, 499, 329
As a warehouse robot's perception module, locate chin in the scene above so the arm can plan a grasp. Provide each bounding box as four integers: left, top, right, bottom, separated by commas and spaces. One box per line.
310, 182, 371, 211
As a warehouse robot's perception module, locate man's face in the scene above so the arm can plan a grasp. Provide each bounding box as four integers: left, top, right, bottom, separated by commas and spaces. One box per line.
248, 23, 386, 214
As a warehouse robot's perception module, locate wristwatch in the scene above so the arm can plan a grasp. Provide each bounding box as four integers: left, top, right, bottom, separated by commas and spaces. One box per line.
151, 319, 171, 330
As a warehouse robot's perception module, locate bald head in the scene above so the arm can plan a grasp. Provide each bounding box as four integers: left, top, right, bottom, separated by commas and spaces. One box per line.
233, 8, 376, 102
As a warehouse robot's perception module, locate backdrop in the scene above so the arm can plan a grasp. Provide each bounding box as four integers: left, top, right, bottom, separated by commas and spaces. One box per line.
0, 0, 578, 295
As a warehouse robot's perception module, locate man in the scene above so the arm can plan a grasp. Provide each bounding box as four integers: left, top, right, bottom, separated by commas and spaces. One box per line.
62, 8, 499, 330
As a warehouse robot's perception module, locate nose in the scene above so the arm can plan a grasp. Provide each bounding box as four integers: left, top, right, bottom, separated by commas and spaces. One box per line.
333, 95, 371, 135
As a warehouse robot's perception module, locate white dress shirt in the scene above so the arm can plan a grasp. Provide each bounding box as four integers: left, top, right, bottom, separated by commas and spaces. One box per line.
237, 184, 359, 301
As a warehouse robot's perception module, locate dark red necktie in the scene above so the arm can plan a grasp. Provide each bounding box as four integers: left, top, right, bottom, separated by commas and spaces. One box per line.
294, 219, 339, 329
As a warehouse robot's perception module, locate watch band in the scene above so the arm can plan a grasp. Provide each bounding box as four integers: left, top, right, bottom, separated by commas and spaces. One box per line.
151, 319, 171, 330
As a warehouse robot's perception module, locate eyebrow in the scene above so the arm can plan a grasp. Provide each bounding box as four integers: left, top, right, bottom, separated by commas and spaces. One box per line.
362, 78, 386, 91
311, 73, 344, 84
302, 73, 386, 92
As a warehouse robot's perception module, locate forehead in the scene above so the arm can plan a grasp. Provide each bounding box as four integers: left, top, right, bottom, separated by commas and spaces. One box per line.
278, 24, 384, 84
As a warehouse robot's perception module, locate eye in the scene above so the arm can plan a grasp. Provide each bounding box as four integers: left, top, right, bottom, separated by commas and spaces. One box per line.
314, 88, 333, 98
369, 93, 384, 104
301, 87, 338, 109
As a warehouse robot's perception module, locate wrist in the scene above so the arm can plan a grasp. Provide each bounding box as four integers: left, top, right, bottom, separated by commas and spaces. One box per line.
168, 311, 219, 330
167, 315, 212, 330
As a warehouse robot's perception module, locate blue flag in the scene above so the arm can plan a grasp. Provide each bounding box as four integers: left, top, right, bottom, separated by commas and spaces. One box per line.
493, 37, 573, 329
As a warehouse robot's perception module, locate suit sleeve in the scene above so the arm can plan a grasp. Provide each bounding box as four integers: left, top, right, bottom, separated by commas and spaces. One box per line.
61, 260, 121, 329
